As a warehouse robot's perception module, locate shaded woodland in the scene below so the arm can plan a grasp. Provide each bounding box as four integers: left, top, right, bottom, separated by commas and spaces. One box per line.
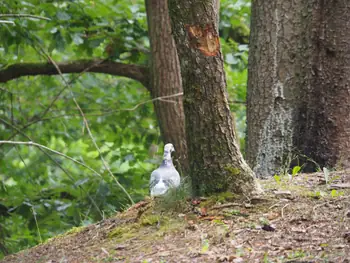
1, 0, 350, 261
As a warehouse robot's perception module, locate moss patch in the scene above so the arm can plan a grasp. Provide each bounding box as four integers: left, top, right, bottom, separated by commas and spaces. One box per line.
140, 214, 161, 226
44, 226, 86, 244
200, 191, 236, 208
225, 166, 241, 176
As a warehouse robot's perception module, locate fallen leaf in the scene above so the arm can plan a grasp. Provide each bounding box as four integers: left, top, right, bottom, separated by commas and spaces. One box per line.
200, 207, 208, 216
267, 212, 280, 220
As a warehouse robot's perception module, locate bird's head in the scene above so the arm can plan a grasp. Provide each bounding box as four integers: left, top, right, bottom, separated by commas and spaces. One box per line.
163, 143, 175, 160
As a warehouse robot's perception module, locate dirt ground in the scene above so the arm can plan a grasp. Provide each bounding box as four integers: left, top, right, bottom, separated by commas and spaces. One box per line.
2, 171, 350, 263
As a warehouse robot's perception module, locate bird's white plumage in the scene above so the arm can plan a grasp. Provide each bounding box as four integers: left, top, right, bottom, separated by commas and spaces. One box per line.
149, 143, 180, 196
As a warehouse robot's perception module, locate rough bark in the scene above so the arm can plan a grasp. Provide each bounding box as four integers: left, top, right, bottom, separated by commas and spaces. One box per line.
0, 60, 149, 87
247, 0, 350, 176
246, 0, 300, 177
296, 0, 350, 170
168, 0, 261, 195
145, 0, 188, 173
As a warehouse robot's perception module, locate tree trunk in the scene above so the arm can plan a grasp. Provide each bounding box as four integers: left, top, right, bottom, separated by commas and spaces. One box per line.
246, 0, 300, 177
168, 0, 261, 195
296, 0, 350, 170
145, 0, 188, 173
247, 0, 350, 176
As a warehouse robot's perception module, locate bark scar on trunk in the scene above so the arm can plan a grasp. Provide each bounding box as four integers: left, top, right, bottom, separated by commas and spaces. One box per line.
185, 24, 220, 56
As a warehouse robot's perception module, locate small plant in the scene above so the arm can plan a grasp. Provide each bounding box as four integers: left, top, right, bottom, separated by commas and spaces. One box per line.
287, 249, 306, 259
263, 252, 272, 263
330, 189, 344, 198
259, 217, 269, 225
323, 167, 330, 184
201, 239, 209, 253
273, 174, 281, 184
292, 165, 301, 176
156, 176, 192, 212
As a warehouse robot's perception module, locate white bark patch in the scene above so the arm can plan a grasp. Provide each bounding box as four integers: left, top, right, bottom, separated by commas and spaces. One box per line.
253, 6, 293, 177
273, 8, 280, 82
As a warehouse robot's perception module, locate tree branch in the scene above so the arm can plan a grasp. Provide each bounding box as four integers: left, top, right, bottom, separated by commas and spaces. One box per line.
0, 14, 51, 21
0, 59, 150, 89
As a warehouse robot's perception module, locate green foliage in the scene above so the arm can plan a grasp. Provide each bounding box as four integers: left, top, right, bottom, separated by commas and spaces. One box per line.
292, 165, 301, 176
330, 189, 344, 198
221, 0, 251, 152
273, 174, 281, 184
201, 239, 209, 253
0, 0, 251, 259
156, 176, 192, 212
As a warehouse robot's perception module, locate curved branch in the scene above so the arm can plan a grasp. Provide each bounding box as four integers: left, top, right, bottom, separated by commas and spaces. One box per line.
0, 59, 150, 89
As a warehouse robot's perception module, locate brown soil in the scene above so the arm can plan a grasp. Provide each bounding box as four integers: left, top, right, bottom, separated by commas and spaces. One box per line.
2, 171, 350, 263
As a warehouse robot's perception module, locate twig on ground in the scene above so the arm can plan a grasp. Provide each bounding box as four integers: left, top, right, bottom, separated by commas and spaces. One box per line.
211, 203, 242, 210
281, 203, 290, 218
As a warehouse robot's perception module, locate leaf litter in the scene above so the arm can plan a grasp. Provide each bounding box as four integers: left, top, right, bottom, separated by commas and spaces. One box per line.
2, 170, 350, 263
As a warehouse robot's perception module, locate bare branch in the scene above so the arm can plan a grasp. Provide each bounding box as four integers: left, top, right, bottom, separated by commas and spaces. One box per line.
29, 92, 184, 119
229, 100, 246, 105
0, 59, 150, 88
0, 20, 15, 24
108, 92, 183, 112
0, 14, 51, 21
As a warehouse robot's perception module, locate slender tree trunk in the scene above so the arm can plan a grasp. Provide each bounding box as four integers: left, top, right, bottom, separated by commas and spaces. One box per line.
168, 0, 261, 195
247, 0, 350, 176
145, 0, 188, 173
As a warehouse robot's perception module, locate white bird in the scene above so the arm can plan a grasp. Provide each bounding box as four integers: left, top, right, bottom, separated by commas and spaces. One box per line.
149, 143, 181, 196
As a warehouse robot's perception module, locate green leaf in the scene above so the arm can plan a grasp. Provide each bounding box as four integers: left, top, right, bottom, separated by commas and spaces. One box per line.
273, 174, 281, 184
72, 33, 84, 45
56, 11, 71, 21
292, 166, 301, 176
74, 178, 89, 187
4, 177, 17, 187
201, 239, 209, 253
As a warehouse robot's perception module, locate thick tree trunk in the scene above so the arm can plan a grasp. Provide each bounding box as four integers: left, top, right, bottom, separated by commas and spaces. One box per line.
145, 0, 188, 173
246, 0, 300, 177
296, 1, 350, 170
168, 0, 261, 195
247, 0, 350, 176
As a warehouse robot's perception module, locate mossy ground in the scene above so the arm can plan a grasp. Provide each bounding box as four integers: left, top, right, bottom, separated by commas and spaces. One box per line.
2, 170, 350, 263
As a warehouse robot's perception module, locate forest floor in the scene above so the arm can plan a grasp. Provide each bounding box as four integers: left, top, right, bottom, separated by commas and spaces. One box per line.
2, 170, 350, 263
